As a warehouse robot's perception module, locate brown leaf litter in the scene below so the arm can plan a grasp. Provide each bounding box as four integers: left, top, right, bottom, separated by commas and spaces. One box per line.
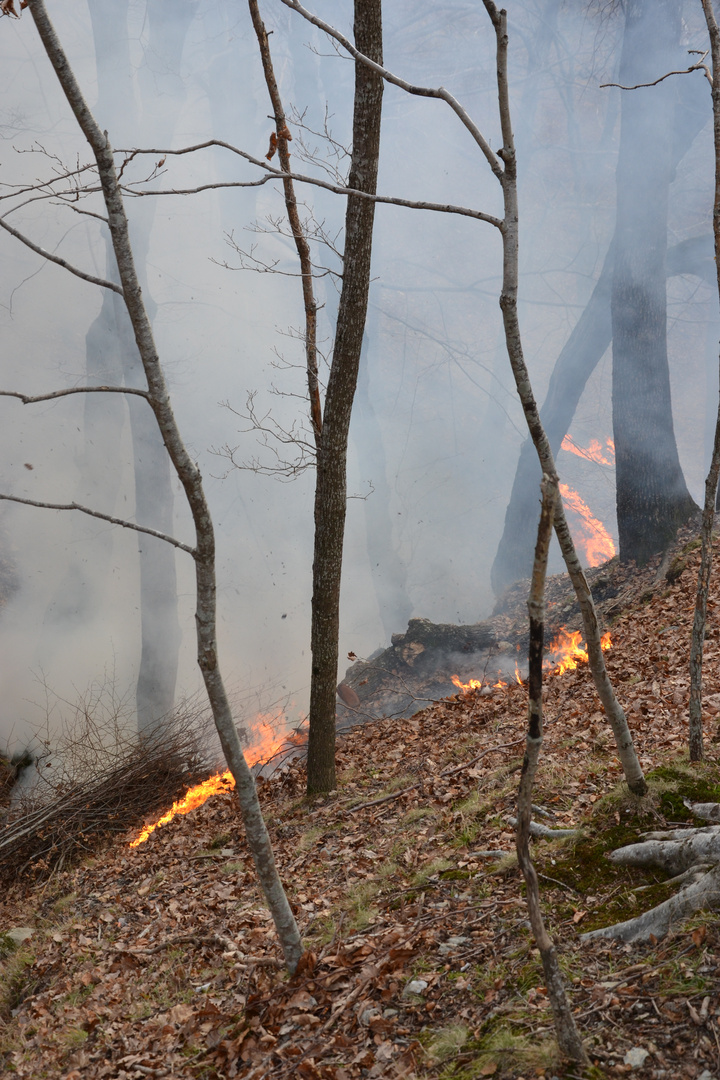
2, 536, 720, 1078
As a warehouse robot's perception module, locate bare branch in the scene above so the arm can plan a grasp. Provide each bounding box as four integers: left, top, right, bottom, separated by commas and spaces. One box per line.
601, 50, 712, 90
0, 214, 122, 293
0, 493, 195, 555
115, 142, 503, 228
276, 0, 503, 181
0, 385, 150, 405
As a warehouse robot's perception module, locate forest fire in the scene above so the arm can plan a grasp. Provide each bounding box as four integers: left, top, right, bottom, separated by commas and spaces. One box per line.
561, 434, 615, 467
129, 712, 304, 848
451, 628, 611, 692
559, 482, 616, 566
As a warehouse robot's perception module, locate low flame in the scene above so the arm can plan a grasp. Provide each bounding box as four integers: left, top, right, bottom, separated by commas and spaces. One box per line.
545, 627, 612, 676
559, 482, 616, 567
451, 630, 611, 693
129, 710, 304, 848
561, 435, 615, 467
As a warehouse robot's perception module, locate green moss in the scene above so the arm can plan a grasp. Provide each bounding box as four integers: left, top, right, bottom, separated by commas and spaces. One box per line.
435, 1020, 561, 1079
208, 832, 233, 849
537, 761, 720, 932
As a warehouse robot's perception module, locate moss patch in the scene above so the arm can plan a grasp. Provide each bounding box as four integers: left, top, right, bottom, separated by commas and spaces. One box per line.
536, 761, 720, 933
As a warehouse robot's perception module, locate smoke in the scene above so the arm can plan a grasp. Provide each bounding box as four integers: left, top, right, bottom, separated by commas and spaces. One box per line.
0, 0, 715, 753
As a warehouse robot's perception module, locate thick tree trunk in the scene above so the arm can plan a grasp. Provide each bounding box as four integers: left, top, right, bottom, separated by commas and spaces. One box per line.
27, 0, 302, 973
306, 0, 383, 793
492, 231, 715, 595
611, 0, 696, 566
492, 60, 710, 596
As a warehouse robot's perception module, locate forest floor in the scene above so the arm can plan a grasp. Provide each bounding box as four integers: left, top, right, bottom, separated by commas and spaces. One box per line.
3, 536, 720, 1078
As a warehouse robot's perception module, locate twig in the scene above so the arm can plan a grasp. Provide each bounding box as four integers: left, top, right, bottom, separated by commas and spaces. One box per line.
0, 493, 196, 555
601, 51, 712, 90
116, 142, 502, 228
0, 386, 150, 404
0, 214, 122, 293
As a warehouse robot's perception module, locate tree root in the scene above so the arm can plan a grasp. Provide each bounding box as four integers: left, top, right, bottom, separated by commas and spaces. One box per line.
581, 805, 720, 942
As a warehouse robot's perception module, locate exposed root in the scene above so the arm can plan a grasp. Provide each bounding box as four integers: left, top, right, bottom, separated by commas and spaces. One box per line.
582, 802, 720, 942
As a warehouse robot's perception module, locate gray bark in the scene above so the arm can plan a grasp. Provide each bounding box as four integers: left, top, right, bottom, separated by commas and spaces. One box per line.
306, 0, 384, 793
514, 471, 587, 1065
27, 0, 302, 973
611, 0, 697, 565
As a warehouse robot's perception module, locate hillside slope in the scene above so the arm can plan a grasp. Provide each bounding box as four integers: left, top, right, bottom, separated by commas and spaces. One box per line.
3, 536, 720, 1078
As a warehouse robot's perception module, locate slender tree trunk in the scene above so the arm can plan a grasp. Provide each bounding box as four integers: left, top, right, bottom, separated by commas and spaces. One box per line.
247, 0, 322, 442
516, 474, 589, 1066
482, 0, 647, 797
612, 0, 696, 566
689, 1, 720, 764
306, 0, 383, 793
27, 0, 302, 974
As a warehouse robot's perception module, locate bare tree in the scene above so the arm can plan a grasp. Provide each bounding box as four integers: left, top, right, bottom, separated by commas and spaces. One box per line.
275, 0, 646, 795
516, 473, 589, 1066
689, 0, 720, 763
2, 0, 302, 974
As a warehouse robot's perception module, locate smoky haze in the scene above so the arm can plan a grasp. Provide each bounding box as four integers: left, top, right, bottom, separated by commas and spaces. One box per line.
0, 0, 714, 754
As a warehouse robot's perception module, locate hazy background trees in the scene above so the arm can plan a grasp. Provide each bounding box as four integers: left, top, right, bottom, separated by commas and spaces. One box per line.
0, 0, 716, 755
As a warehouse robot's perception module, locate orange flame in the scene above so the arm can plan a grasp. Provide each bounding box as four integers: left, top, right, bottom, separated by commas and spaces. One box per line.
451, 630, 611, 694
129, 711, 304, 848
561, 435, 615, 467
559, 482, 616, 566
545, 628, 612, 675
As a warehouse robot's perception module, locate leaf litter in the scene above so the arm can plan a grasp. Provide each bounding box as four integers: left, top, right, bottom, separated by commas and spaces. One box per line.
3, 536, 720, 1077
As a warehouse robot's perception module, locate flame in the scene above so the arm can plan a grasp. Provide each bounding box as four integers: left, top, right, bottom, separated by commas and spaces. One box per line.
451, 675, 484, 691
559, 482, 616, 566
451, 630, 611, 694
129, 710, 305, 848
561, 435, 615, 467
545, 627, 612, 675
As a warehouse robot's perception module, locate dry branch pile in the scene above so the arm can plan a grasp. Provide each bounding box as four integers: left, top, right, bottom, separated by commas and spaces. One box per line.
0, 701, 212, 886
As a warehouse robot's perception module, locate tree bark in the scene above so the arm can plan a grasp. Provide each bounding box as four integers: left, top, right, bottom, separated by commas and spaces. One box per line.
306, 0, 383, 793
27, 0, 302, 973
491, 231, 715, 595
611, 0, 697, 566
516, 474, 589, 1066
689, 0, 720, 764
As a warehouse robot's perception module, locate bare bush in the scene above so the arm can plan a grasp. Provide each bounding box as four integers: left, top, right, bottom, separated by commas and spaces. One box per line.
0, 693, 212, 887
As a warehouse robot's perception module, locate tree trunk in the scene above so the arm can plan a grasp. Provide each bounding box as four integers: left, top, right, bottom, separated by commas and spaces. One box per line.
492, 230, 715, 595
516, 474, 589, 1067
612, 0, 696, 566
306, 0, 384, 794
492, 60, 710, 596
689, 0, 720, 764
27, 0, 302, 974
